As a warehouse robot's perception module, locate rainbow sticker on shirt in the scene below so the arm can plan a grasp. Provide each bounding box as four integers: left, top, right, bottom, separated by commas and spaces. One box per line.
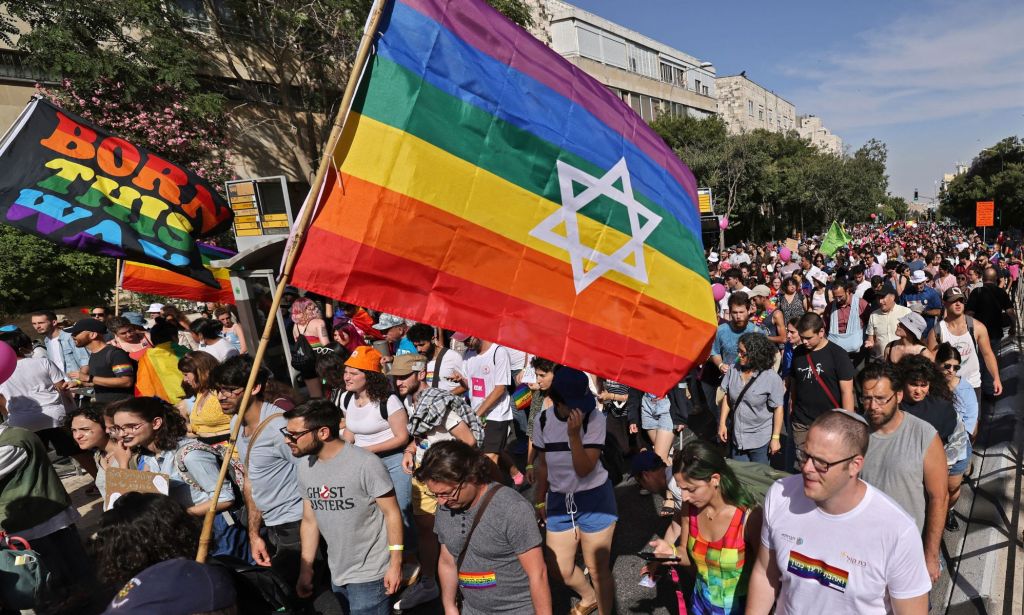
111, 363, 134, 376
458, 571, 496, 589
787, 551, 849, 593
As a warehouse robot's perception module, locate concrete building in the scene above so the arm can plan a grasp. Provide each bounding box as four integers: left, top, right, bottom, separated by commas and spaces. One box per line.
528, 0, 718, 123
797, 115, 843, 155
715, 74, 796, 135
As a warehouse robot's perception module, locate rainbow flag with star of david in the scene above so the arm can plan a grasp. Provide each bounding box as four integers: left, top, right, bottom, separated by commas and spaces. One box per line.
290, 0, 716, 393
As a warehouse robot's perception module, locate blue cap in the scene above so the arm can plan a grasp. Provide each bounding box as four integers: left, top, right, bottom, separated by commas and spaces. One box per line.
104, 558, 235, 614
630, 449, 666, 477
549, 367, 596, 413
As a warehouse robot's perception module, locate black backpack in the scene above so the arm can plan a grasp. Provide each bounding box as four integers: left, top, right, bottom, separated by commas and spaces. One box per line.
539, 408, 624, 485
210, 556, 297, 614
341, 391, 390, 421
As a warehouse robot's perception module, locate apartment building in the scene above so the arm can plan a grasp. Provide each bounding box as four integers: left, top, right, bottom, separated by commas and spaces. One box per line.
797, 115, 843, 155
715, 73, 796, 135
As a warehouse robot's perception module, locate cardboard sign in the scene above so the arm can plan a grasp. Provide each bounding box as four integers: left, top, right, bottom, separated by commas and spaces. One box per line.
785, 238, 800, 253
976, 201, 994, 227
104, 467, 170, 511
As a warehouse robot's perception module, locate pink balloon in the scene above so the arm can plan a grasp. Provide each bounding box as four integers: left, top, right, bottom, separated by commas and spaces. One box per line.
870, 213, 877, 219
718, 216, 729, 230
711, 283, 727, 302
0, 341, 16, 385
779, 247, 791, 262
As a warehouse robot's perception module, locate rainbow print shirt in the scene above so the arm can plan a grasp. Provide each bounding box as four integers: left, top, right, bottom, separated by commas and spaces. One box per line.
786, 551, 850, 593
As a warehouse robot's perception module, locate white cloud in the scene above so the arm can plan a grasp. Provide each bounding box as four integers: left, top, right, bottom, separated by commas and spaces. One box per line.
786, 0, 1024, 131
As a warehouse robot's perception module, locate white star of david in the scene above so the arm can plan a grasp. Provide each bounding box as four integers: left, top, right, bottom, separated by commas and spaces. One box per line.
530, 157, 662, 294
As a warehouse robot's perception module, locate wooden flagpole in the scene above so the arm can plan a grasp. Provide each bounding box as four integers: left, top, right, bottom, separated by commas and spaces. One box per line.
114, 259, 122, 316
195, 0, 389, 562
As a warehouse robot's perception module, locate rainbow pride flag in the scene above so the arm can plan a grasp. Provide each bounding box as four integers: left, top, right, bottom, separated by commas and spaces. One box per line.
122, 243, 235, 304
290, 0, 716, 393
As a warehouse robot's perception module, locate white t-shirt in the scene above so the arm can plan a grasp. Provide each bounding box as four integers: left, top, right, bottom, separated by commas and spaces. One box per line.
344, 394, 405, 448
44, 337, 64, 373
761, 475, 931, 614
200, 338, 239, 363
0, 358, 71, 431
463, 344, 513, 422
854, 280, 871, 301
532, 406, 607, 494
426, 348, 463, 393
506, 348, 527, 372
866, 305, 912, 358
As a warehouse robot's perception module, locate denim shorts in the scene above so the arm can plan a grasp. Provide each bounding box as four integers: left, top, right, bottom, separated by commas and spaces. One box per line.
546, 479, 618, 534
640, 395, 673, 431
949, 440, 973, 476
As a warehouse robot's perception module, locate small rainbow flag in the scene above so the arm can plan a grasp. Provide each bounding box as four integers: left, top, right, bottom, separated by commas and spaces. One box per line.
122, 243, 235, 304
290, 0, 716, 393
512, 384, 533, 411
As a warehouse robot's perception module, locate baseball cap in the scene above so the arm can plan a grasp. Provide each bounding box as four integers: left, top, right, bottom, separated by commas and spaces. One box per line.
629, 450, 667, 478
344, 345, 384, 372
879, 283, 898, 297
103, 558, 235, 614
898, 312, 927, 340
549, 367, 596, 413
748, 284, 771, 299
390, 354, 427, 377
373, 313, 407, 331
146, 303, 164, 314
943, 286, 966, 302
451, 332, 470, 342
909, 270, 927, 285
67, 319, 108, 336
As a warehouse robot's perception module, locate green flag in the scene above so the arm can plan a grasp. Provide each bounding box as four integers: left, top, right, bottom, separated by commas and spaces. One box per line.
820, 221, 853, 256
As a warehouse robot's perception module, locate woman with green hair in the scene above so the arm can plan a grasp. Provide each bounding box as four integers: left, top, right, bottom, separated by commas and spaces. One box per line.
649, 441, 762, 615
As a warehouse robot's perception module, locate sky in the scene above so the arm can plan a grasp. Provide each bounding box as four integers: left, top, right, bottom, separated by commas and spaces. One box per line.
567, 0, 1024, 203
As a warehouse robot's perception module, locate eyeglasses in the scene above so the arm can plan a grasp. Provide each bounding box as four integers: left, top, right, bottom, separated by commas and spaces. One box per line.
859, 392, 896, 407
215, 387, 245, 397
114, 422, 148, 434
425, 481, 465, 502
91, 312, 106, 317
796, 448, 857, 474
279, 427, 315, 442
941, 362, 961, 373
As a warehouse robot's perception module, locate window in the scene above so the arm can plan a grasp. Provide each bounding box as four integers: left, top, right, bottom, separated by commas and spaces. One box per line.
748, 100, 754, 116
694, 78, 702, 93
758, 105, 764, 120
701, 85, 709, 96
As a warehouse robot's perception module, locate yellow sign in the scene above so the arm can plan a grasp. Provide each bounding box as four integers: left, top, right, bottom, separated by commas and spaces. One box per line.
697, 188, 713, 214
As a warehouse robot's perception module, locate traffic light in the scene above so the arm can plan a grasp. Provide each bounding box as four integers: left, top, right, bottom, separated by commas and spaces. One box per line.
913, 190, 918, 201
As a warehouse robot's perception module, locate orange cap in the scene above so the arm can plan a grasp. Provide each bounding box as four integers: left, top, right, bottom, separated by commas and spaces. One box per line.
344, 345, 384, 372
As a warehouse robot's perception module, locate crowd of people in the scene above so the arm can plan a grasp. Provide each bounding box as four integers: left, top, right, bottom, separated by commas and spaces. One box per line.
0, 220, 1019, 615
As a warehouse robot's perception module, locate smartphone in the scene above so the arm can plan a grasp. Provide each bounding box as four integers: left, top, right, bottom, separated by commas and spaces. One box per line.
636, 552, 680, 563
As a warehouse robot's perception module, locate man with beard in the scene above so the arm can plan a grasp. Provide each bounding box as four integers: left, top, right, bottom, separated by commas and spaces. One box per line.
415, 440, 550, 615
746, 410, 930, 615
285, 399, 404, 612
211, 355, 312, 610
857, 363, 947, 584
30, 310, 89, 376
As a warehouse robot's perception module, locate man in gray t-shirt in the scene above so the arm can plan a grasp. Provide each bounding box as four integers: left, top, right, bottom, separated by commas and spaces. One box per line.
284, 399, 404, 611
857, 364, 947, 585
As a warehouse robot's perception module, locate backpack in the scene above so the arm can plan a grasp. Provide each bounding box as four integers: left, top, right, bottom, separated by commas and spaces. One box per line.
174, 440, 244, 503
538, 407, 624, 485
341, 391, 390, 422
210, 556, 297, 615
431, 347, 449, 388
724, 458, 789, 505
290, 328, 317, 372
0, 534, 49, 610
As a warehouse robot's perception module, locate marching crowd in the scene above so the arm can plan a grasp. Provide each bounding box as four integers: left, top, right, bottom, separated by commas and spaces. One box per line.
0, 221, 1020, 615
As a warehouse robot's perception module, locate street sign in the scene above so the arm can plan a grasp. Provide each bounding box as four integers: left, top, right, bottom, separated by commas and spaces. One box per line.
976, 201, 994, 227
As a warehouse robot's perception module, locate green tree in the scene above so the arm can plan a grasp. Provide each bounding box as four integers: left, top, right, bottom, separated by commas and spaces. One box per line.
940, 136, 1024, 227
0, 226, 115, 319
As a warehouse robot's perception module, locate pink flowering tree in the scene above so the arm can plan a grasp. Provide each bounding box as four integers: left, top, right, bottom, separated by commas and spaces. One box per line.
39, 79, 235, 189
